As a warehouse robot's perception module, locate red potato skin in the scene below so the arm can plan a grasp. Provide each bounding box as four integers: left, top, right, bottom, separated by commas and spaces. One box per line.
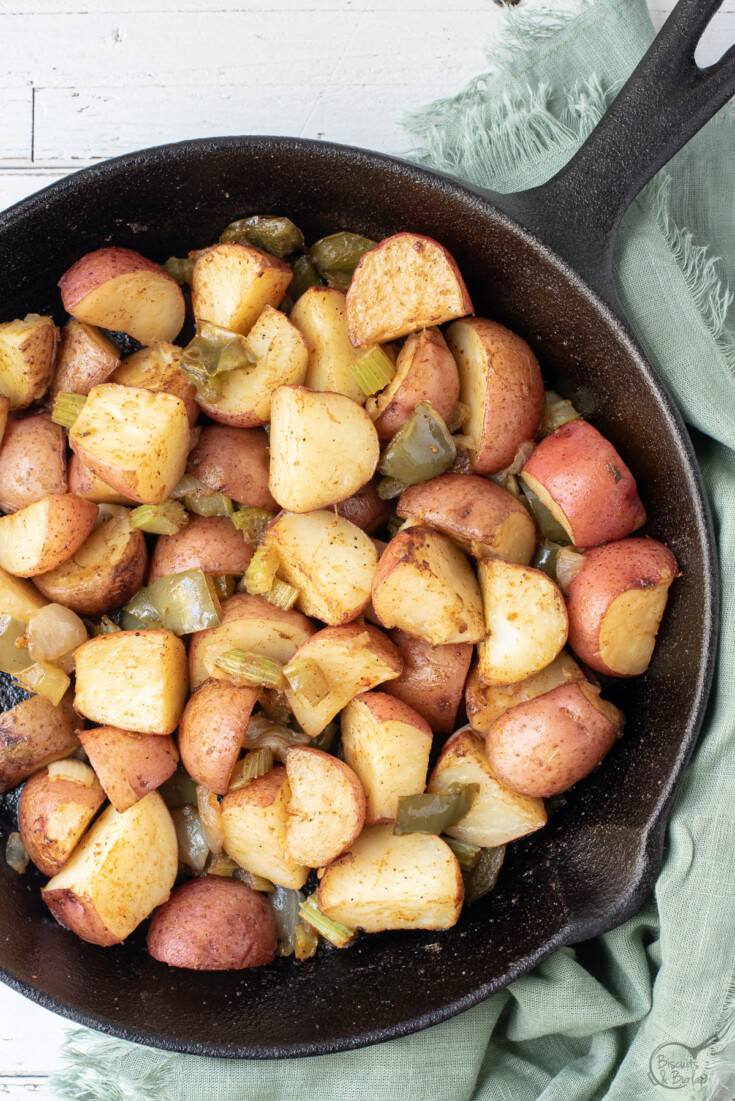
522, 419, 646, 548
43, 890, 121, 947
18, 766, 106, 876
59, 247, 177, 311
147, 876, 277, 970
186, 425, 277, 510
353, 690, 433, 738
0, 413, 67, 513
371, 329, 459, 441
79, 726, 179, 812
383, 628, 472, 735
178, 679, 259, 795
485, 682, 624, 798
335, 478, 392, 534
566, 537, 678, 676
147, 514, 253, 584
0, 693, 80, 793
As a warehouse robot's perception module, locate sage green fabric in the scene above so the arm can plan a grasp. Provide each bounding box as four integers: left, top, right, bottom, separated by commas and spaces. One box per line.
51, 2, 735, 1098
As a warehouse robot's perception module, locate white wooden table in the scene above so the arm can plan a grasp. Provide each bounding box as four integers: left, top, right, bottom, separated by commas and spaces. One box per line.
0, 0, 731, 1095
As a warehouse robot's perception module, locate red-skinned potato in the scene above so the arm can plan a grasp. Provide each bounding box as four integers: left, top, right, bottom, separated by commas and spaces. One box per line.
0, 396, 8, 445
79, 725, 179, 812
335, 478, 392, 534
191, 242, 292, 335
383, 628, 472, 735
18, 759, 105, 876
51, 319, 120, 397
147, 876, 277, 970
445, 317, 545, 474
0, 314, 58, 410
0, 494, 98, 578
178, 679, 259, 795
367, 328, 459, 439
67, 453, 136, 506
289, 287, 368, 404
0, 413, 67, 514
284, 746, 366, 867
59, 248, 185, 346
397, 473, 537, 564
346, 234, 473, 347
0, 692, 80, 793
465, 651, 586, 735
42, 791, 178, 946
341, 692, 432, 824
428, 727, 547, 847
186, 425, 276, 509
112, 342, 198, 427
221, 766, 309, 889
566, 537, 678, 676
148, 514, 253, 585
485, 681, 624, 797
520, 419, 646, 547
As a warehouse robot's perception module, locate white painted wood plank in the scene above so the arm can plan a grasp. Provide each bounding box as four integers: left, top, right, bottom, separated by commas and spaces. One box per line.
0, 986, 68, 1078
0, 93, 32, 161
0, 1079, 52, 1099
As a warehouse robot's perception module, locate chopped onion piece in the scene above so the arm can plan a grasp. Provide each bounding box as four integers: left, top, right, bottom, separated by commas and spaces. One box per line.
171, 805, 210, 872
556, 546, 587, 593
235, 868, 275, 892
196, 786, 224, 854
27, 604, 87, 663
540, 391, 580, 437
5, 832, 29, 875
14, 661, 70, 706
48, 759, 95, 785
0, 614, 32, 676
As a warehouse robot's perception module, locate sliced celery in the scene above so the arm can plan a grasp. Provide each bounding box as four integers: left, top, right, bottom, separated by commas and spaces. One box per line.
130, 500, 188, 535
351, 346, 395, 396
216, 648, 284, 689
394, 783, 479, 836
231, 506, 275, 544
148, 569, 222, 635
228, 746, 274, 790
266, 578, 299, 610
299, 893, 354, 948
235, 868, 275, 892
378, 402, 456, 486
205, 853, 238, 877
183, 491, 234, 518
283, 657, 329, 706
51, 392, 87, 429
244, 545, 279, 595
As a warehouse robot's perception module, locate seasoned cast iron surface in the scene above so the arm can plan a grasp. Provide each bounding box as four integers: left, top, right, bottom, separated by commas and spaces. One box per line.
0, 138, 717, 1057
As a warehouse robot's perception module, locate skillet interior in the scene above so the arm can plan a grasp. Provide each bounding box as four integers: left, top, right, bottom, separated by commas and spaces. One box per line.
0, 137, 717, 1058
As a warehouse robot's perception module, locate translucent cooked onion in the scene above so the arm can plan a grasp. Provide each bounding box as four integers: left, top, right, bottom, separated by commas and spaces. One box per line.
27, 604, 87, 663
555, 546, 587, 593
5, 832, 29, 875
196, 786, 224, 854
48, 759, 95, 785
242, 714, 310, 762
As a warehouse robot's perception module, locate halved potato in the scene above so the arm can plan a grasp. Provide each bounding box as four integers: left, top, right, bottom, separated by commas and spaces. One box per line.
345, 234, 473, 347
196, 305, 308, 426
477, 559, 568, 685
0, 314, 58, 410
269, 385, 379, 512
112, 342, 198, 426
465, 651, 586, 735
191, 242, 292, 335
18, 760, 105, 876
397, 473, 536, 564
289, 287, 368, 404
74, 629, 188, 735
42, 791, 178, 946
367, 328, 459, 440
221, 766, 308, 889
318, 825, 463, 932
0, 692, 79, 793
371, 525, 484, 645
284, 746, 366, 867
0, 494, 98, 578
341, 692, 432, 824
0, 413, 67, 514
0, 396, 9, 445
51, 319, 120, 397
69, 384, 191, 506
264, 510, 377, 625
446, 317, 545, 474
0, 565, 47, 623
67, 453, 136, 506
383, 628, 472, 735
189, 592, 315, 691
179, 679, 258, 795
283, 622, 402, 738
59, 247, 185, 346
148, 514, 252, 585
186, 425, 276, 509
79, 725, 179, 812
335, 478, 392, 534
34, 507, 147, 615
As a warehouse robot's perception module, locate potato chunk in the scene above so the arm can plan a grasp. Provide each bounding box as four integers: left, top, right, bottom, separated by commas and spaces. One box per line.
179, 680, 258, 795
264, 510, 378, 625
465, 651, 586, 735
186, 425, 276, 510
18, 761, 105, 876
191, 242, 292, 335
383, 628, 472, 735
221, 766, 308, 889
52, 319, 120, 397
0, 413, 67, 514
74, 629, 188, 735
112, 341, 198, 426
367, 327, 459, 440
284, 747, 366, 867
0, 494, 98, 578
0, 564, 48, 623
0, 314, 58, 410
148, 514, 253, 585
69, 383, 190, 505
79, 725, 179, 812
0, 691, 79, 793
67, 453, 136, 505
289, 287, 368, 404
318, 825, 463, 932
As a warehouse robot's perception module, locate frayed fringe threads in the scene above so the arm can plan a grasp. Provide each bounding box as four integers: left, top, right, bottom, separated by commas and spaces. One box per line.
51, 1029, 177, 1101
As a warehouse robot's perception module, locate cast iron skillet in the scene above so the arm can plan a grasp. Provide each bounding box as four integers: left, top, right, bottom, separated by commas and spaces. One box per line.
0, 0, 728, 1058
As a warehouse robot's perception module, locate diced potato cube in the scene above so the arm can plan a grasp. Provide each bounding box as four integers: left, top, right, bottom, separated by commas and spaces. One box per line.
221, 766, 308, 889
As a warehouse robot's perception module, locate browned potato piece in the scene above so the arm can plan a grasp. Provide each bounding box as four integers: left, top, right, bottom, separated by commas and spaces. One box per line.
79, 726, 179, 812
18, 759, 105, 876
335, 478, 392, 534
51, 319, 120, 397
289, 287, 369, 405
67, 453, 136, 506
0, 565, 47, 623
148, 514, 252, 585
0, 396, 9, 445
428, 727, 547, 847
397, 473, 537, 565
147, 876, 277, 970
189, 592, 315, 691
191, 242, 292, 335
284, 746, 366, 867
34, 507, 147, 616
367, 328, 459, 440
383, 628, 472, 735
341, 692, 432, 824
0, 494, 98, 578
74, 629, 188, 735
319, 825, 463, 932
178, 679, 259, 795
221, 766, 308, 889
186, 425, 277, 509
371, 526, 484, 646
446, 317, 545, 474
42, 791, 178, 946
0, 314, 58, 410
465, 652, 586, 735
0, 413, 67, 514
0, 691, 80, 793
113, 342, 198, 427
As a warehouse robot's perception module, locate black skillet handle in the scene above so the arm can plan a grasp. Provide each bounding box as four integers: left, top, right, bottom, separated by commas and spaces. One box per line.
492, 0, 735, 311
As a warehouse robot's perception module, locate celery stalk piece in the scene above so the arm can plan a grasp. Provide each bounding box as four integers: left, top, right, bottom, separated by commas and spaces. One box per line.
130, 500, 189, 536
299, 893, 354, 948
394, 783, 479, 836
147, 569, 221, 635
0, 614, 32, 676
228, 747, 274, 790
520, 483, 571, 544
244, 546, 279, 596
205, 853, 238, 877
164, 256, 194, 284
215, 648, 285, 689
220, 215, 305, 259
266, 579, 299, 611
51, 391, 87, 429
183, 491, 233, 518
463, 845, 506, 906
14, 661, 70, 707
539, 391, 580, 438
351, 346, 396, 396
171, 805, 210, 872
378, 401, 456, 486
310, 232, 376, 277
294, 922, 319, 960
283, 657, 329, 706
231, 507, 275, 545
443, 836, 481, 871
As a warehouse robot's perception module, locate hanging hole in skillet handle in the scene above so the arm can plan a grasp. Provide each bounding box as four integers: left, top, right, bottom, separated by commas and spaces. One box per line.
491, 0, 735, 311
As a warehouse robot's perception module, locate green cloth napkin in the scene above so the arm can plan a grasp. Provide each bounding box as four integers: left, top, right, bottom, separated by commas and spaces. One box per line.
51, 1, 735, 1097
